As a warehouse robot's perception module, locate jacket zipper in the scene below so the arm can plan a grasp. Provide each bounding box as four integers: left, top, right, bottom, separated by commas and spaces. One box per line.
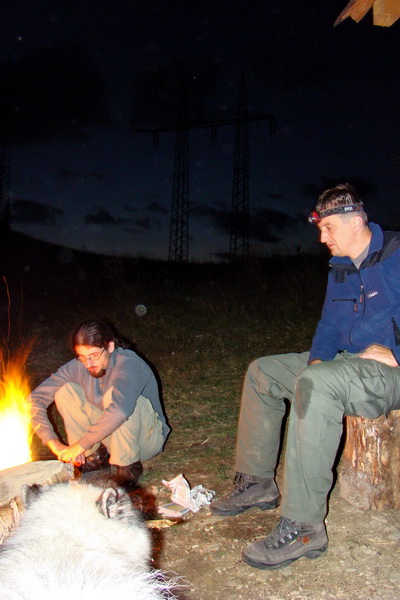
332, 298, 359, 312
332, 284, 365, 314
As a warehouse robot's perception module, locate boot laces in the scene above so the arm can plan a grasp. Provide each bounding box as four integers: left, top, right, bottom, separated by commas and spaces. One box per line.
232, 473, 255, 495
265, 517, 303, 549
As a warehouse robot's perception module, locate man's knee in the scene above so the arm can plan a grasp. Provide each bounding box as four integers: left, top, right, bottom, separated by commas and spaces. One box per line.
246, 356, 277, 391
247, 357, 262, 376
294, 363, 341, 420
54, 382, 86, 408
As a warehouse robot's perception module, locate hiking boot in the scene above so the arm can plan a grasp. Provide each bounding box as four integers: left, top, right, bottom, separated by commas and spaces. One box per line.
80, 444, 110, 474
112, 461, 144, 491
242, 516, 328, 570
210, 473, 280, 516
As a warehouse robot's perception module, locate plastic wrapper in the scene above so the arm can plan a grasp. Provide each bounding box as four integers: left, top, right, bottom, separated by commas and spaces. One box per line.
160, 474, 215, 514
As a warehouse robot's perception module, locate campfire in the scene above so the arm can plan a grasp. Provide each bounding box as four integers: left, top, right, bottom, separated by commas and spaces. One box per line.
0, 348, 33, 471
0, 347, 75, 545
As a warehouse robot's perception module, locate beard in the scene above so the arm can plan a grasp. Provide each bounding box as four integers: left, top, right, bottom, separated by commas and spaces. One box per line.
88, 367, 106, 378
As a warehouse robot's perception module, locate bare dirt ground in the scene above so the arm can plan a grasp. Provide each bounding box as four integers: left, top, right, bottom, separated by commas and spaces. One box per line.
135, 454, 400, 600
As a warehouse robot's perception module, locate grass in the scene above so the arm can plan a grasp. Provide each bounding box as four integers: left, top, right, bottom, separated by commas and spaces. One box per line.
1, 232, 328, 487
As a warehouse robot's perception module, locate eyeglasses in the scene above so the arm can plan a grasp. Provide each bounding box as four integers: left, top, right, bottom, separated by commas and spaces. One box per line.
76, 348, 106, 364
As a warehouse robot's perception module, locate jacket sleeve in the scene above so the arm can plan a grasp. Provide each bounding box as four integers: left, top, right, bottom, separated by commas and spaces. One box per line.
27, 360, 81, 445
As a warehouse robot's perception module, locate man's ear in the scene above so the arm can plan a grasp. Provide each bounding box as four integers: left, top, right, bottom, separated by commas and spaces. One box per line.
352, 215, 364, 232
107, 341, 115, 353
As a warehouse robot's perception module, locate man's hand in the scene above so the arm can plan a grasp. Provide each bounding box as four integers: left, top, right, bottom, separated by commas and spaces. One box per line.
47, 439, 86, 466
58, 442, 87, 466
46, 439, 68, 459
359, 344, 399, 367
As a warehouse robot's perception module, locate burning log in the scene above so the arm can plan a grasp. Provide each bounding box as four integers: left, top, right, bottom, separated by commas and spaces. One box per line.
0, 460, 74, 544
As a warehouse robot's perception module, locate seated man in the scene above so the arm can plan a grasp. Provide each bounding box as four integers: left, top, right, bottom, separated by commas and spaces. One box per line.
28, 319, 170, 490
211, 183, 400, 569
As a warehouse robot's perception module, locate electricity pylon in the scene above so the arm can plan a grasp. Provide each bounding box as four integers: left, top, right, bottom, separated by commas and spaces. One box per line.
230, 73, 250, 261
137, 79, 275, 262
169, 90, 189, 262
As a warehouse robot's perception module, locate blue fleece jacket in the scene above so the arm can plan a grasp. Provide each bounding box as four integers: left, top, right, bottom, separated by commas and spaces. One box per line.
309, 223, 400, 365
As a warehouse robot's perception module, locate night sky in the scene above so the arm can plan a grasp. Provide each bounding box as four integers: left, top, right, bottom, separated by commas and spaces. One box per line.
1, 1, 400, 261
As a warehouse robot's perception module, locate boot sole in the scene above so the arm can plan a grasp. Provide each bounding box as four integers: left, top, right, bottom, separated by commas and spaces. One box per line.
210, 496, 280, 516
80, 466, 112, 483
241, 543, 328, 570
80, 464, 111, 474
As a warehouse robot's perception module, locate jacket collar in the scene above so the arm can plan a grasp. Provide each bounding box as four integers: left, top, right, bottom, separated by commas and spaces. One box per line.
329, 222, 382, 271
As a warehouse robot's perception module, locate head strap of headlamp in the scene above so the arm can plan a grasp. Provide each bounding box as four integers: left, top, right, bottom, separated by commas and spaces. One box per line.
308, 203, 364, 224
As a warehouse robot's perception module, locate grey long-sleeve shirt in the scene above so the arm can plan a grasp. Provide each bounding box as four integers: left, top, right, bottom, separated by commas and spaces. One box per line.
28, 347, 170, 450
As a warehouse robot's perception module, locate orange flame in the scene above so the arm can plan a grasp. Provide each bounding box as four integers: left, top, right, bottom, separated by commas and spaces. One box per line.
0, 348, 33, 470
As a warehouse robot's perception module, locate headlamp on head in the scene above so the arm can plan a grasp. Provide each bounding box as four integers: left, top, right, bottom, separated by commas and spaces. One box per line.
308, 203, 364, 224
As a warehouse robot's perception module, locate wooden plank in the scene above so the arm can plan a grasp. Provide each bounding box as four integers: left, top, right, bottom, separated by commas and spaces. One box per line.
373, 0, 400, 26
334, 0, 375, 26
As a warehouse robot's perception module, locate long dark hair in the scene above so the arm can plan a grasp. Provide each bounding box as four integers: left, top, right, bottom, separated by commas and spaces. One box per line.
71, 320, 134, 350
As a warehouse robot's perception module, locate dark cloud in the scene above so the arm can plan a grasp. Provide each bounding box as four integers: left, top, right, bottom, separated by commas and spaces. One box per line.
89, 172, 109, 183
58, 168, 79, 180
123, 227, 141, 235
147, 202, 168, 215
191, 202, 217, 218
12, 199, 64, 224
135, 217, 152, 230
209, 207, 286, 244
123, 205, 137, 213
123, 217, 161, 234
250, 207, 298, 243
58, 169, 109, 183
58, 168, 109, 184
84, 209, 130, 225
191, 200, 298, 244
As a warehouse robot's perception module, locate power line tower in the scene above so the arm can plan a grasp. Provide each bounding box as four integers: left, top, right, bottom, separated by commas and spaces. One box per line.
230, 73, 250, 261
137, 80, 275, 262
169, 90, 189, 262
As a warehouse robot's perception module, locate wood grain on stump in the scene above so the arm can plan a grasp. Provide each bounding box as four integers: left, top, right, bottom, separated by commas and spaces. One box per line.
339, 412, 400, 510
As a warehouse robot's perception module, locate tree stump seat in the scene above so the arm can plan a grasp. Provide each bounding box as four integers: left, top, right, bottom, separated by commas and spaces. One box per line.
339, 411, 400, 510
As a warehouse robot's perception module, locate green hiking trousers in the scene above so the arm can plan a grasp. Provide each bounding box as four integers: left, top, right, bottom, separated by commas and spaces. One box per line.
235, 351, 400, 523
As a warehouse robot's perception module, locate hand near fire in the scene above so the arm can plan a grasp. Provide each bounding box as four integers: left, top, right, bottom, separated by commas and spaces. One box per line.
47, 439, 86, 466
58, 442, 87, 466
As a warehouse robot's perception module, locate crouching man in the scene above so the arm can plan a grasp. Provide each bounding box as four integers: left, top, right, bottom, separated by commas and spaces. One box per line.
28, 319, 170, 490
210, 183, 400, 569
